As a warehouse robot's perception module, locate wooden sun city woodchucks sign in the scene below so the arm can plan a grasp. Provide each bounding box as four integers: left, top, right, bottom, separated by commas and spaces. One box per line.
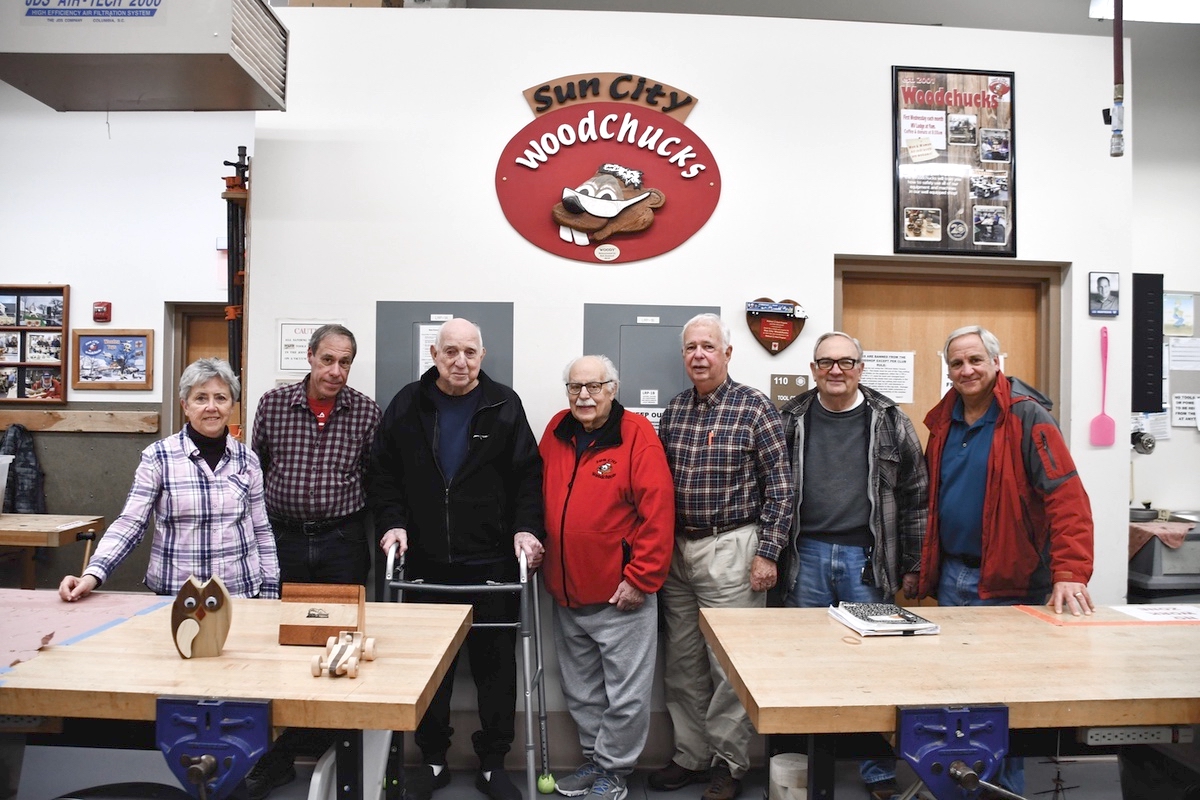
495, 73, 722, 264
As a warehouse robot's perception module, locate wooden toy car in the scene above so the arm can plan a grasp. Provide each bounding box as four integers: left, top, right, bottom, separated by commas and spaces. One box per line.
311, 630, 376, 678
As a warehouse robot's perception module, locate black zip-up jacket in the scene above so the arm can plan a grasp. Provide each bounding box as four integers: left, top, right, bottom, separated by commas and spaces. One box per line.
368, 367, 544, 564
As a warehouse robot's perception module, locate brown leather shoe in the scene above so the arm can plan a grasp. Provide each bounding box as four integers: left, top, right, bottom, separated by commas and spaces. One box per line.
647, 762, 710, 792
700, 765, 741, 800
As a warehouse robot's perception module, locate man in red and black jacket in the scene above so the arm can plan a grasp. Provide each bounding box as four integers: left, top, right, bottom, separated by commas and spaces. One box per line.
918, 325, 1094, 797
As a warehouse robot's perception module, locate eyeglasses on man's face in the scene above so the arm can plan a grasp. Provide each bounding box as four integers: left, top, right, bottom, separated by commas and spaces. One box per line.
814, 358, 860, 372
566, 380, 613, 395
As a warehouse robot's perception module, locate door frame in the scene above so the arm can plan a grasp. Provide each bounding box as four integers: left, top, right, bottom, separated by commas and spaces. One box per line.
161, 302, 230, 434
834, 253, 1069, 422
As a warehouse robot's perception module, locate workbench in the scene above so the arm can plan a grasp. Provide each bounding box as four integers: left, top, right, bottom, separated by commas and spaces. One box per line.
700, 604, 1200, 798
0, 513, 104, 589
0, 591, 472, 799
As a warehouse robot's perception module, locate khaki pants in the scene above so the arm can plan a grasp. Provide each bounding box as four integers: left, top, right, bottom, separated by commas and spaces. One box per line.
659, 524, 764, 779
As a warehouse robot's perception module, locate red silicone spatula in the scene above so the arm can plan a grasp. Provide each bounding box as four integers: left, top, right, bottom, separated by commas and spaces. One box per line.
1090, 326, 1116, 446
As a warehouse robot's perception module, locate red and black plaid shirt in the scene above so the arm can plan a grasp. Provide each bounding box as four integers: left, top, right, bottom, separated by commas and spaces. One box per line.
251, 378, 381, 521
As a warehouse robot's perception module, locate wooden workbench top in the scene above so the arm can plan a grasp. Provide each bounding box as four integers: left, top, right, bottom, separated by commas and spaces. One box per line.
700, 605, 1200, 735
0, 598, 472, 731
0, 513, 104, 547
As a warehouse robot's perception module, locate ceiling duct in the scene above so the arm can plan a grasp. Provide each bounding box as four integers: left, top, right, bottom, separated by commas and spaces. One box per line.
0, 0, 287, 112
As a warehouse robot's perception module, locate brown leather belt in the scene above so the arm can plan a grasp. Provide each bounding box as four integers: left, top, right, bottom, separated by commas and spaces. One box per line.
677, 521, 754, 540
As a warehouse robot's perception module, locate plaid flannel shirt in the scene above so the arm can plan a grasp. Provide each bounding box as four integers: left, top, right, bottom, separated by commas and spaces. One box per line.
251, 378, 381, 521
658, 377, 793, 562
84, 428, 281, 598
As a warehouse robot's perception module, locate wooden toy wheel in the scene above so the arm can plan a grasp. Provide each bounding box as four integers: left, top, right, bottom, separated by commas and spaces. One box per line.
311, 655, 324, 677
346, 656, 358, 679
326, 636, 337, 650
363, 638, 377, 661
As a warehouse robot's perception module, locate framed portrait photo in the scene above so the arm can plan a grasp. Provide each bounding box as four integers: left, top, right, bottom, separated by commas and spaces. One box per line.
71, 329, 154, 391
1089, 272, 1119, 317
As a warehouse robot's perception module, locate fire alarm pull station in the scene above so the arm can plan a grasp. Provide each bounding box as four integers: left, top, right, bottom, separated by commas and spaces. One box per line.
93, 302, 112, 323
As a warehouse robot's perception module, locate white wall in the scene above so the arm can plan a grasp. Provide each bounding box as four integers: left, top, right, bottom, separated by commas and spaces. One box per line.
0, 85, 254, 404
245, 8, 1133, 602
1128, 24, 1200, 513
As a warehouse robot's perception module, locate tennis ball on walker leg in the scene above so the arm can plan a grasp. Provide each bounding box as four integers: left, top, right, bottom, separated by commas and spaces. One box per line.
537, 774, 555, 794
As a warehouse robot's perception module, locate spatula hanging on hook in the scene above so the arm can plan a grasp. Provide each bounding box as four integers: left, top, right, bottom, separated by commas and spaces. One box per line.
1090, 326, 1116, 447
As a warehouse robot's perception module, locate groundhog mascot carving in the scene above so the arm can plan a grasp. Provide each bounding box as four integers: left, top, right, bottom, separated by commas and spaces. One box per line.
553, 163, 666, 246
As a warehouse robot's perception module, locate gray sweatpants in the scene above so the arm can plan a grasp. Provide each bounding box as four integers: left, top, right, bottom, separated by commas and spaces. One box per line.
553, 595, 659, 776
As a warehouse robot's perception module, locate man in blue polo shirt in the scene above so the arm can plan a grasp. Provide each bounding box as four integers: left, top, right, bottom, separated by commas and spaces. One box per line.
918, 325, 1095, 797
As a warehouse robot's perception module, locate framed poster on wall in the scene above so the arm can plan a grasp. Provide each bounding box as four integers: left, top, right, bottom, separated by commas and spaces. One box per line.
71, 329, 154, 391
893, 66, 1016, 257
0, 285, 69, 404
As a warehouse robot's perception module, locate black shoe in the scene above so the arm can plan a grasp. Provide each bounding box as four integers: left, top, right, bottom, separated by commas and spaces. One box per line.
245, 750, 296, 800
407, 764, 452, 800
647, 762, 710, 792
475, 769, 521, 800
700, 765, 741, 800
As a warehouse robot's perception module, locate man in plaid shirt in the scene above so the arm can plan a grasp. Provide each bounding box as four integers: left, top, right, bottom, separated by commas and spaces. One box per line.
246, 323, 381, 799
650, 314, 792, 800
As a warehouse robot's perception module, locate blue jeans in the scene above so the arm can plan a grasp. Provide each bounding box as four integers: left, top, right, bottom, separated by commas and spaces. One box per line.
786, 538, 895, 788
936, 556, 1046, 795
273, 514, 370, 586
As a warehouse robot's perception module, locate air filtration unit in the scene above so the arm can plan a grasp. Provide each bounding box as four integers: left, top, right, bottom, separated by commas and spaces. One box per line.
0, 0, 287, 111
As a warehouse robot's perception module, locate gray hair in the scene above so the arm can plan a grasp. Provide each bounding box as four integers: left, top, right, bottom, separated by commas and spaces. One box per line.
812, 331, 864, 361
309, 324, 357, 360
435, 318, 484, 350
944, 325, 1001, 362
179, 358, 240, 403
562, 354, 620, 393
682, 313, 731, 350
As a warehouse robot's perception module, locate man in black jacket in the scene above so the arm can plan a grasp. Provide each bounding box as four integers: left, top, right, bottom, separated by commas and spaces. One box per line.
370, 318, 544, 800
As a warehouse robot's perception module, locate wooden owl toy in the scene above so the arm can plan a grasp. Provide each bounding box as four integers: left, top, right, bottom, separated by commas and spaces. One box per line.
171, 575, 232, 658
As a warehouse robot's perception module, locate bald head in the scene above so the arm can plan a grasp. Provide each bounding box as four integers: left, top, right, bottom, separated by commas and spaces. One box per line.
432, 318, 485, 396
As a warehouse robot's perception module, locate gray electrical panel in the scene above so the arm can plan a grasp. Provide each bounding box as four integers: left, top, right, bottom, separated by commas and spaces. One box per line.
375, 301, 514, 408
583, 303, 719, 413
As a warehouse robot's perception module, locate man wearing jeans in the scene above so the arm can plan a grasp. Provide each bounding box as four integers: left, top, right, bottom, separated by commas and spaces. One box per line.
778, 331, 927, 800
918, 325, 1095, 796
246, 323, 382, 798
652, 314, 792, 800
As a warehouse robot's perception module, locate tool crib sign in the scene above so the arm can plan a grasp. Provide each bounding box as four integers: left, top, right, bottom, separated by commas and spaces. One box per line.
495, 73, 722, 265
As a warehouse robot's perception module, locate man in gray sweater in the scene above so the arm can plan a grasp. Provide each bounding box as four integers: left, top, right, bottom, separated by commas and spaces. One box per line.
778, 331, 928, 800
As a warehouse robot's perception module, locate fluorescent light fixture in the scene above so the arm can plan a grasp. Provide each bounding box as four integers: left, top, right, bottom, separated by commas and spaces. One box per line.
1089, 0, 1200, 23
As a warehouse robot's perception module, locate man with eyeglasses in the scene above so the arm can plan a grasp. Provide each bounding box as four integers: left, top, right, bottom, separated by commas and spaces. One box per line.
778, 331, 928, 800
538, 355, 674, 800
651, 314, 792, 800
369, 318, 545, 800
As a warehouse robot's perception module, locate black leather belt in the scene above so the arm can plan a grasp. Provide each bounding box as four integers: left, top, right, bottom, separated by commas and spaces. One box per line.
271, 511, 360, 536
945, 552, 982, 569
677, 521, 754, 540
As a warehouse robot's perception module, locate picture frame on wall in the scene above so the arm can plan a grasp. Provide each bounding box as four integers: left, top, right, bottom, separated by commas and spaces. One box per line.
1089, 271, 1119, 317
0, 284, 69, 404
71, 329, 154, 391
893, 66, 1016, 257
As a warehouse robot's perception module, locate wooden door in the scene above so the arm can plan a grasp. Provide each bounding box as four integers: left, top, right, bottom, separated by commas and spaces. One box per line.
841, 276, 1042, 449
181, 311, 242, 434
836, 257, 1064, 606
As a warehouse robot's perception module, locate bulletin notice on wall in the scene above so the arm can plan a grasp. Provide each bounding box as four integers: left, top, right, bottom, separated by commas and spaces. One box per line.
893, 66, 1016, 257
861, 351, 914, 405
